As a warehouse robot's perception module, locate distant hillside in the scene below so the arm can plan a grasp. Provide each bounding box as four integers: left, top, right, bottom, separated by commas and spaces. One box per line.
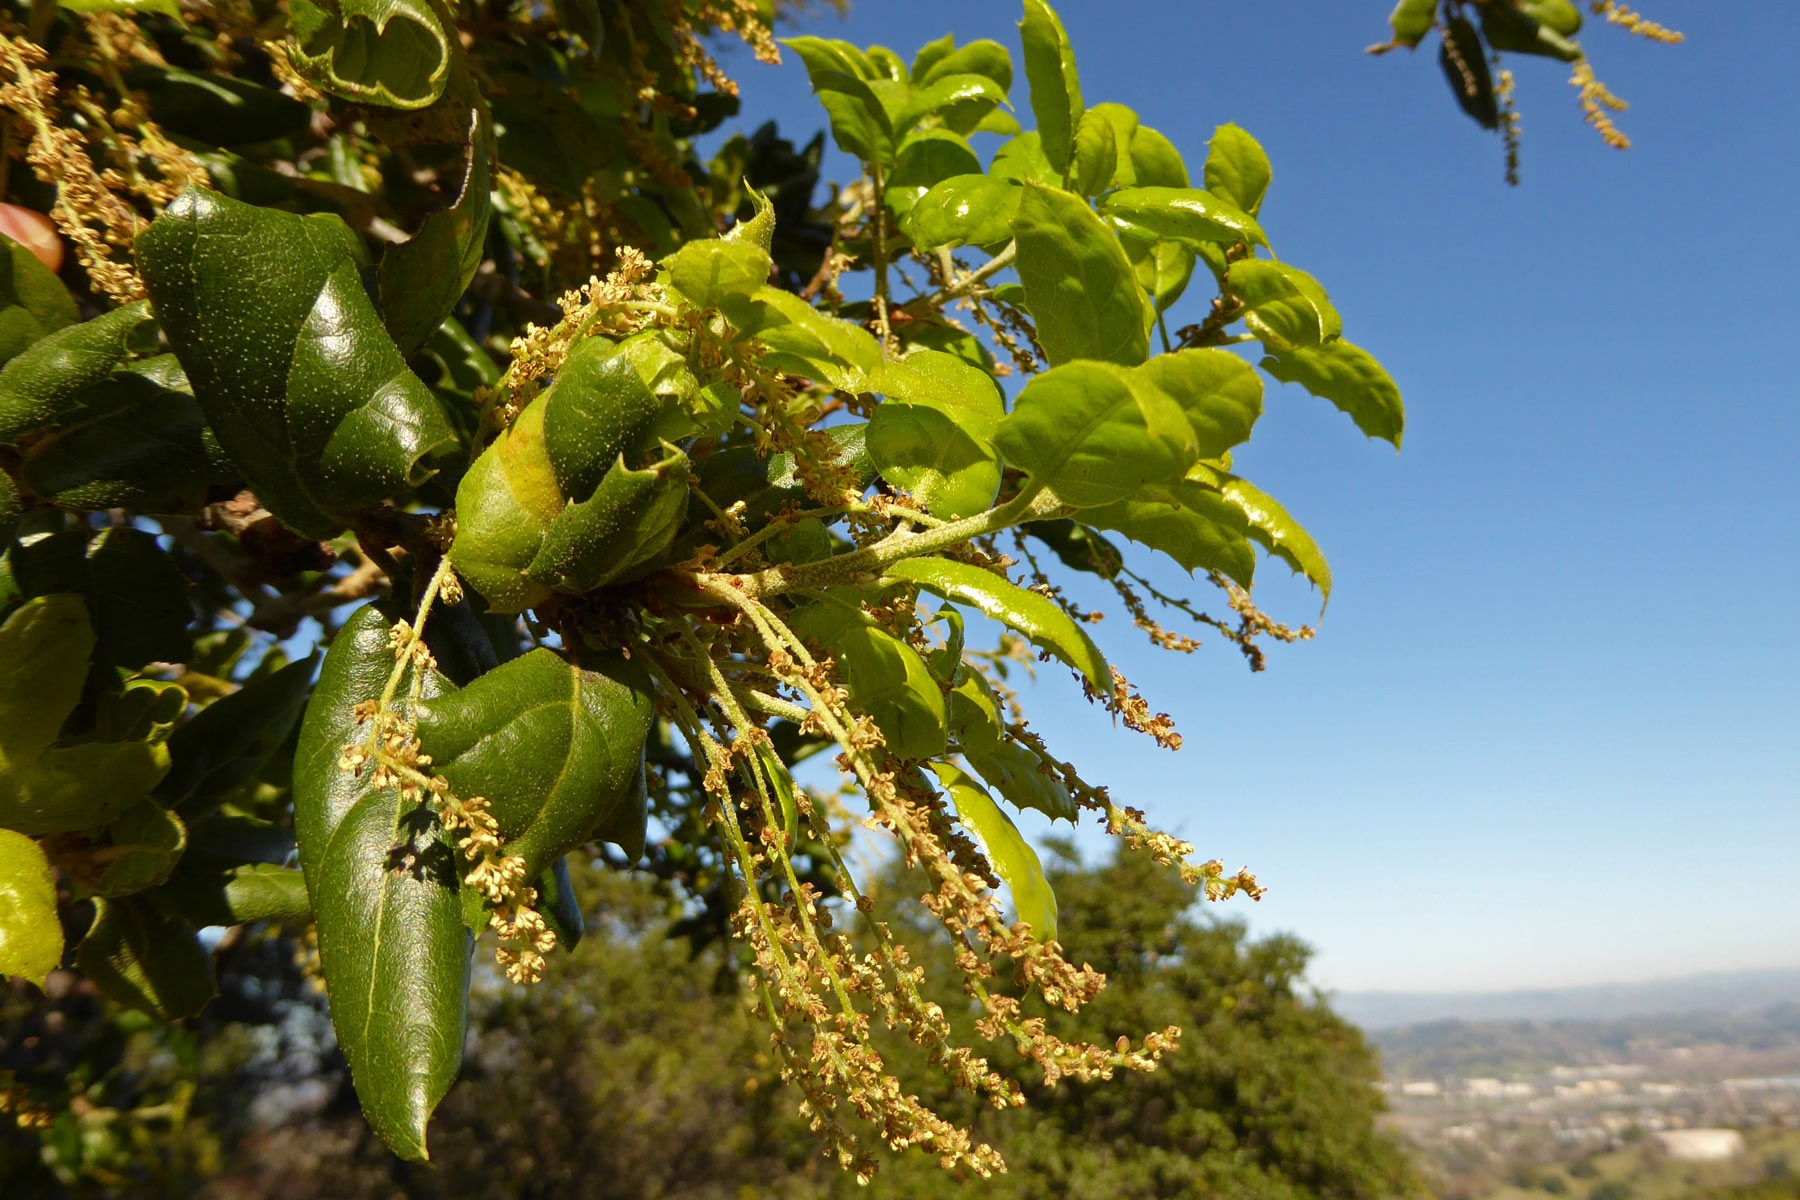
1333, 968, 1800, 1030
1369, 1001, 1800, 1080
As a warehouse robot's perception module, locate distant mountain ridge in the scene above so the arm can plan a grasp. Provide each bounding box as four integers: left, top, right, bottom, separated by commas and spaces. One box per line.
1332, 967, 1800, 1030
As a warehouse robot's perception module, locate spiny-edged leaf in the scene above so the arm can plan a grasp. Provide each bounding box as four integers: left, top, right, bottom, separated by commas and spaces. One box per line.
867, 350, 1003, 519
527, 446, 690, 593
0, 593, 92, 768
1232, 259, 1342, 348
158, 655, 317, 819
929, 761, 1056, 940
788, 600, 946, 760
1125, 237, 1196, 312
137, 188, 458, 540
1068, 108, 1118, 198
965, 737, 1077, 823
1011, 182, 1148, 368
895, 73, 1006, 138
726, 186, 776, 254
886, 132, 983, 218
541, 340, 670, 500
1259, 338, 1404, 448
1204, 124, 1272, 218
1127, 125, 1189, 188
147, 861, 312, 927
1385, 0, 1439, 48
720, 285, 882, 392
1018, 0, 1083, 175
379, 112, 491, 355
286, 0, 452, 109
0, 234, 78, 369
75, 897, 217, 1020
449, 394, 560, 614
1439, 15, 1499, 129
1138, 348, 1264, 459
1103, 186, 1265, 249
664, 236, 774, 312
884, 557, 1109, 695
293, 602, 467, 1162
413, 647, 655, 877
87, 799, 186, 898
904, 174, 1020, 251
0, 828, 60, 987
1191, 463, 1332, 603
917, 38, 1012, 94
1082, 478, 1257, 586
995, 360, 1194, 507
1024, 518, 1122, 580
989, 130, 1057, 187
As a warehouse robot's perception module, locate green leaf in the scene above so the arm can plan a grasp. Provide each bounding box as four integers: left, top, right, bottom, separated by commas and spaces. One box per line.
1521, 0, 1582, 37
1087, 103, 1140, 189
989, 131, 1058, 187
664, 237, 774, 311
1102, 186, 1265, 249
1481, 2, 1583, 60
527, 446, 690, 593
783, 37, 893, 163
788, 601, 945, 760
917, 39, 1012, 94
867, 350, 1003, 520
946, 671, 1003, 755
1011, 182, 1148, 368
137, 188, 459, 540
882, 557, 1109, 695
964, 738, 1077, 824
0, 234, 78, 369
1124, 237, 1196, 312
147, 861, 313, 927
158, 655, 317, 819
448, 396, 558, 614
910, 33, 956, 82
995, 360, 1194, 507
541, 340, 671, 500
0, 473, 18, 545
535, 857, 584, 950
1023, 518, 1122, 580
413, 647, 655, 877
126, 65, 314, 146
0, 593, 92, 769
1138, 348, 1264, 459
88, 799, 187, 898
1259, 338, 1404, 447
58, 0, 184, 18
720, 286, 882, 393
286, 0, 452, 109
0, 828, 61, 988
9, 527, 195, 672
1191, 463, 1332, 601
904, 174, 1020, 251
929, 761, 1056, 941
1386, 0, 1438, 49
293, 602, 468, 1162
1232, 259, 1341, 348
76, 897, 216, 1021
379, 114, 492, 356
1203, 123, 1271, 218
894, 74, 1006, 138
1126, 125, 1189, 188
0, 736, 172, 837
1081, 478, 1256, 585
1439, 16, 1499, 129
1068, 107, 1118, 198
886, 132, 983, 219
1018, 0, 1084, 176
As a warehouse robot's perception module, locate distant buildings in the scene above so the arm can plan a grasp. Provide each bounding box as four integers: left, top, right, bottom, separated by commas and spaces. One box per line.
1649, 1128, 1745, 1162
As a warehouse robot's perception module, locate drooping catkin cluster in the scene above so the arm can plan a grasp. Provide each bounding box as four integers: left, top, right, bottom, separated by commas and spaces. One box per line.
1590, 1, 1684, 44
1570, 59, 1632, 149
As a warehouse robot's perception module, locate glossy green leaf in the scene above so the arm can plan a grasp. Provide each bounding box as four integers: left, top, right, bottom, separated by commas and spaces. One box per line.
904, 174, 1020, 251
1386, 0, 1438, 48
0, 303, 152, 441
664, 236, 773, 312
0, 828, 60, 988
1521, 0, 1582, 37
379, 115, 492, 355
541, 340, 670, 499
413, 647, 656, 877
1204, 124, 1272, 218
1232, 259, 1341, 348
788, 601, 945, 760
138, 188, 458, 540
894, 74, 1006, 138
1259, 338, 1405, 447
1069, 107, 1118, 197
783, 37, 892, 163
1139, 347, 1264, 459
946, 671, 1003, 755
995, 360, 1194, 507
527, 446, 690, 593
89, 800, 187, 898
965, 738, 1077, 824
535, 858, 584, 951
158, 655, 317, 819
0, 234, 78, 369
1124, 237, 1196, 312
867, 350, 1003, 519
1018, 0, 1083, 176
286, 0, 452, 109
1191, 463, 1332, 601
929, 761, 1056, 940
1086, 103, 1140, 188
865, 45, 908, 81
1103, 186, 1265, 249
1024, 518, 1122, 580
917, 38, 1012, 94
1439, 15, 1499, 129
1126, 125, 1189, 188
127, 65, 314, 146
1011, 182, 1148, 367
76, 897, 216, 1021
989, 130, 1058, 187
449, 394, 560, 614
720, 285, 882, 392
148, 861, 313, 927
1082, 478, 1257, 585
0, 736, 172, 837
886, 132, 983, 218
883, 556, 1109, 694
910, 33, 955, 82
0, 593, 92, 769
293, 602, 467, 1162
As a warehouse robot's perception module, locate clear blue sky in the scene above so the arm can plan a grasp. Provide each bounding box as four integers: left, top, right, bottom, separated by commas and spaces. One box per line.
713, 1, 1799, 994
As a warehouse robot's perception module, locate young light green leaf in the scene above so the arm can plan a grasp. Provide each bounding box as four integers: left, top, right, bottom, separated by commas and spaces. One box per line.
1102, 186, 1265, 249
989, 130, 1057, 187
894, 74, 1006, 138
1259, 338, 1405, 447
137, 188, 459, 540
1081, 478, 1257, 586
663, 237, 775, 311
541, 340, 670, 499
788, 601, 946, 761
1069, 107, 1117, 197
147, 861, 313, 928
449, 394, 560, 614
1086, 102, 1140, 188
1385, 0, 1439, 48
964, 738, 1078, 823
867, 350, 1004, 518
0, 828, 61, 988
929, 762, 1057, 941
286, 0, 452, 109
995, 360, 1194, 507
379, 113, 491, 355
1018, 0, 1083, 175
1137, 348, 1264, 459
1124, 237, 1196, 312
882, 556, 1109, 695
720, 286, 882, 392
1126, 125, 1189, 188
904, 174, 1020, 250
947, 671, 1003, 755
910, 33, 955, 81
76, 897, 217, 1020
917, 38, 1012, 94
1231, 259, 1341, 348
88, 800, 187, 898
1191, 463, 1332, 602
1011, 182, 1148, 367
1204, 123, 1272, 217
886, 132, 983, 218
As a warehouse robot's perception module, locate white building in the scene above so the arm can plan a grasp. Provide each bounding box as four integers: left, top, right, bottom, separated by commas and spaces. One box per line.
1651, 1129, 1746, 1162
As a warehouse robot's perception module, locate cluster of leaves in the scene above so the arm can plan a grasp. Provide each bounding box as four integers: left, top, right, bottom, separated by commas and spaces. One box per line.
1371, 0, 1683, 183
0, 0, 1403, 1181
